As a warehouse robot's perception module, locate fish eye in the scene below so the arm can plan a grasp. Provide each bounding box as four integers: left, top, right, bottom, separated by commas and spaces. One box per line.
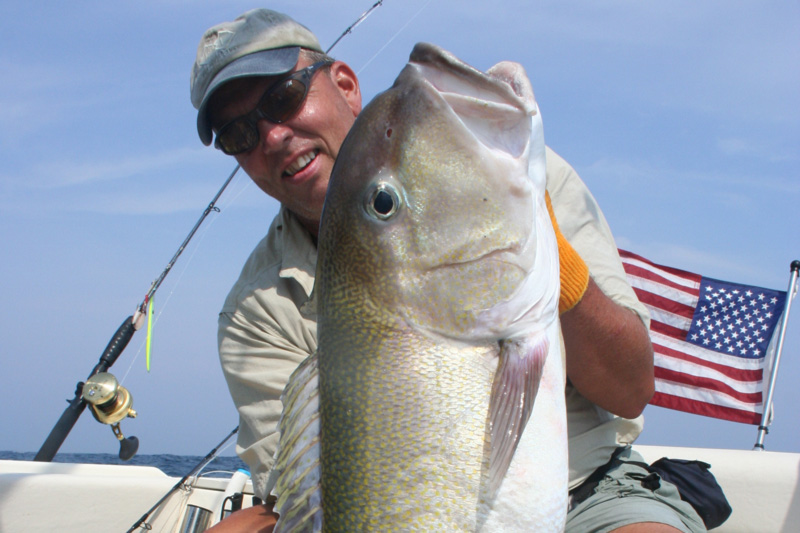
366, 182, 401, 220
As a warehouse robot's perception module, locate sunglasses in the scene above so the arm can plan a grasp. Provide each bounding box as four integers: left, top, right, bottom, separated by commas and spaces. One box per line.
213, 60, 334, 155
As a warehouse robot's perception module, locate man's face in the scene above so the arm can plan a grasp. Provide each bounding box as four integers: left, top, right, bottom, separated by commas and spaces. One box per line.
208, 56, 361, 236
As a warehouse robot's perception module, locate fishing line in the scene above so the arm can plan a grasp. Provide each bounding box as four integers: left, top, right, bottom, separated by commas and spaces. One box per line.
36, 0, 397, 463
119, 171, 255, 382
356, 0, 435, 76
126, 426, 239, 533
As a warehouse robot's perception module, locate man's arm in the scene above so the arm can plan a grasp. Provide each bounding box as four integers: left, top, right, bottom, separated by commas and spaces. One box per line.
545, 147, 654, 420
561, 279, 654, 419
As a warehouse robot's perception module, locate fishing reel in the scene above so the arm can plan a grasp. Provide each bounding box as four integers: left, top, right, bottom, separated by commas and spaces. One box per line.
81, 372, 139, 460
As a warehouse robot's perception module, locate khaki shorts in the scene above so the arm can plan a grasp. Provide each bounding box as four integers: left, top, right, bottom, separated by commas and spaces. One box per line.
566, 448, 707, 533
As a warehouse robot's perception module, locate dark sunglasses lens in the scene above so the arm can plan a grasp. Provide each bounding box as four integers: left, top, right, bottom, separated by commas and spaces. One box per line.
216, 120, 259, 155
261, 78, 308, 123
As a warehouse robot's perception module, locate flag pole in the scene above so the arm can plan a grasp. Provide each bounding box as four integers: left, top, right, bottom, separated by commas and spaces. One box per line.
753, 260, 800, 450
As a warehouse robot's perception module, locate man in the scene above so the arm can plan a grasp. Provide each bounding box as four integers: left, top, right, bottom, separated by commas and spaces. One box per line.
192, 8, 705, 533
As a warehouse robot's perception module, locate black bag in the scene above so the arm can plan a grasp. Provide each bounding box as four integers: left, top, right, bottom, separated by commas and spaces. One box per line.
648, 457, 732, 530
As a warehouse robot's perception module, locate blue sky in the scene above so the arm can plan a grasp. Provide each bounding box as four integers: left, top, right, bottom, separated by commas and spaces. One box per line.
1, 0, 797, 457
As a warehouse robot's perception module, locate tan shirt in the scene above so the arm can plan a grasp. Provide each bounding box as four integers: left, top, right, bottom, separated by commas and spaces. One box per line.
218, 147, 650, 498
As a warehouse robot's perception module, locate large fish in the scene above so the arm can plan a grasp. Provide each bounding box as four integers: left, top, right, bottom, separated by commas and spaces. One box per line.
267, 42, 567, 532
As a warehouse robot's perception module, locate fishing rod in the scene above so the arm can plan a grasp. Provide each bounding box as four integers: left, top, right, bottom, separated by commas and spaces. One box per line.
126, 426, 239, 533
34, 165, 240, 463
33, 1, 391, 463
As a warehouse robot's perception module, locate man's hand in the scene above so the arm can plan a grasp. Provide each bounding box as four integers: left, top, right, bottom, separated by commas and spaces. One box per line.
206, 503, 278, 533
545, 192, 589, 315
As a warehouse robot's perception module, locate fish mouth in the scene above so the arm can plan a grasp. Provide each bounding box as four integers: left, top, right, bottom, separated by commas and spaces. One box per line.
428, 244, 525, 272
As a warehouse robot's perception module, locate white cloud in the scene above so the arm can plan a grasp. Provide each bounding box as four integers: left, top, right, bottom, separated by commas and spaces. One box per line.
716, 138, 797, 163
19, 147, 216, 189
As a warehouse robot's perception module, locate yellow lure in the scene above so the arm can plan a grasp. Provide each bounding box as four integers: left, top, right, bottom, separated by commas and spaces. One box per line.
146, 298, 154, 372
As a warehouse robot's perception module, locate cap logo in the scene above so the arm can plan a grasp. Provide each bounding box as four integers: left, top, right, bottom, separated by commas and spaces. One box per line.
198, 29, 236, 65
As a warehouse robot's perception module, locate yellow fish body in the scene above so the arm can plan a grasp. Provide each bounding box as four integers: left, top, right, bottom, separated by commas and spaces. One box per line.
269, 43, 567, 532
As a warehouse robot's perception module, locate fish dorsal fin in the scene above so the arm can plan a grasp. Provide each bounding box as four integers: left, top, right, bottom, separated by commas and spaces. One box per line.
268, 353, 323, 533
485, 335, 548, 498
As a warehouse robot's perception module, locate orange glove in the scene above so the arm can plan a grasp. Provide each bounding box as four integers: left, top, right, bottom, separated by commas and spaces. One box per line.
545, 191, 589, 314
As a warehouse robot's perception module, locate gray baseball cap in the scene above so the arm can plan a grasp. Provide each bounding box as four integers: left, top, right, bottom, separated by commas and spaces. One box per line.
191, 9, 323, 145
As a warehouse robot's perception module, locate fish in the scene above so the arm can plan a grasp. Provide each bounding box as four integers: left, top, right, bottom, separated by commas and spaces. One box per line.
266, 42, 568, 532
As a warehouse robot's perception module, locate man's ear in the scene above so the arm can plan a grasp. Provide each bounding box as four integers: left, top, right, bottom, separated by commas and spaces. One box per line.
329, 61, 362, 117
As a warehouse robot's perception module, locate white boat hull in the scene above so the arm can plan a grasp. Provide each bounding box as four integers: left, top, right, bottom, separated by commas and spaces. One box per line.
1, 445, 798, 532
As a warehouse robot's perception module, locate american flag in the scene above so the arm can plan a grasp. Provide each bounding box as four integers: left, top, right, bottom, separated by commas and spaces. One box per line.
619, 249, 788, 424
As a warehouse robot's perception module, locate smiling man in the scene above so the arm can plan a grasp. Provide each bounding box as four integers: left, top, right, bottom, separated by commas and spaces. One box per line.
192, 8, 704, 533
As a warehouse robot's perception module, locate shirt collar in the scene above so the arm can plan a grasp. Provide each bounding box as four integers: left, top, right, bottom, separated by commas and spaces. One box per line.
276, 205, 318, 298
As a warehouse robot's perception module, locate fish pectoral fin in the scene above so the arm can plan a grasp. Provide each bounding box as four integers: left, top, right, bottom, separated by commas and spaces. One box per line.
268, 352, 323, 533
485, 335, 548, 498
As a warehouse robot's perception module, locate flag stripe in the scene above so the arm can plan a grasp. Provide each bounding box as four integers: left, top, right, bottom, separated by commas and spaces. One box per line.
653, 367, 762, 403
655, 379, 763, 412
649, 318, 692, 342
619, 249, 703, 286
653, 341, 763, 382
622, 262, 701, 294
652, 332, 764, 371
633, 287, 696, 320
650, 392, 761, 425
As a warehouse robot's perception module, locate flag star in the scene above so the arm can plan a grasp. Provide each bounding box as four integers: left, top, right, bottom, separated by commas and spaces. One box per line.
691, 334, 699, 341
716, 342, 723, 349
700, 329, 707, 336
766, 312, 773, 319
746, 290, 753, 297
712, 310, 719, 317
771, 297, 778, 304
761, 324, 769, 331
703, 338, 710, 345
732, 289, 740, 295
712, 333, 719, 340
725, 293, 733, 300
736, 340, 743, 348
700, 305, 708, 313
757, 317, 765, 323
754, 349, 761, 356
723, 337, 731, 344
758, 293, 765, 301
740, 327, 747, 334
738, 296, 745, 303
732, 331, 739, 339
727, 346, 734, 352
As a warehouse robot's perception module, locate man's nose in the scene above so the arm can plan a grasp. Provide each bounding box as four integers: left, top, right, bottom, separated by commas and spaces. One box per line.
256, 119, 292, 153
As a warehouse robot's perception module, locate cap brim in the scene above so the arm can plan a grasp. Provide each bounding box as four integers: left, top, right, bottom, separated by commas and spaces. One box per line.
197, 47, 301, 145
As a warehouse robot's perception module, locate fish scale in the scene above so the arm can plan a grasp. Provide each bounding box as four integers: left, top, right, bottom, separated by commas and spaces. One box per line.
268, 42, 567, 532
